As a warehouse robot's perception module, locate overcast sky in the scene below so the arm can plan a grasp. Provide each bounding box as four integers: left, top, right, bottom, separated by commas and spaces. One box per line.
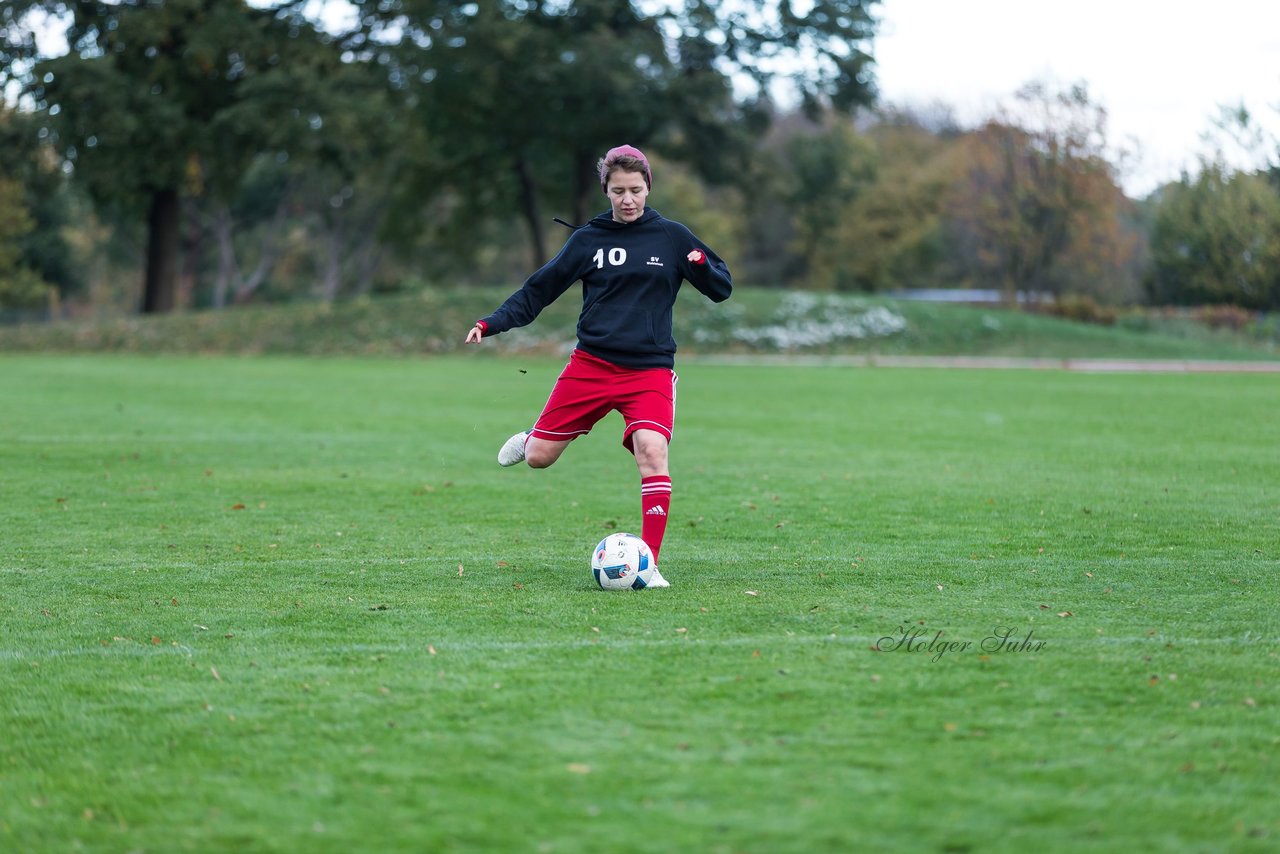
871, 0, 1280, 196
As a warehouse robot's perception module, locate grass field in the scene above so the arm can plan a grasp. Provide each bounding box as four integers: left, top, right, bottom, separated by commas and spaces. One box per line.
2, 354, 1277, 853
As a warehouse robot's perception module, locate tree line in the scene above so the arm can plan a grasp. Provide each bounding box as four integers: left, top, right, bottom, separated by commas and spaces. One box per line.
2, 0, 1278, 318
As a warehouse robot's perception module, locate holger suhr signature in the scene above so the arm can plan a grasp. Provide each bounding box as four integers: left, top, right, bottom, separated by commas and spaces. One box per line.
875, 625, 1047, 662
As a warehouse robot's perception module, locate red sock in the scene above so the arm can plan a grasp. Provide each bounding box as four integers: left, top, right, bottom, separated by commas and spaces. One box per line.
641, 475, 672, 562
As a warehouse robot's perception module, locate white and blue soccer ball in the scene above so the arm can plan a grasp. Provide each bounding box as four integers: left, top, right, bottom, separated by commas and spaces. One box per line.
591, 532, 658, 590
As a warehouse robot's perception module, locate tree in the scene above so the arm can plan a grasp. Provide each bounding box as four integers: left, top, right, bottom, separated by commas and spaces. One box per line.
780, 119, 876, 283
6, 0, 344, 313
347, 0, 880, 267
807, 113, 956, 291
0, 102, 69, 313
1146, 160, 1280, 309
943, 82, 1137, 305
0, 176, 49, 312
730, 111, 879, 288
202, 26, 407, 305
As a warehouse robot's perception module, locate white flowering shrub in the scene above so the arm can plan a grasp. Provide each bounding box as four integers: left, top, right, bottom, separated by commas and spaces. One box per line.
690, 292, 907, 351
480, 290, 910, 356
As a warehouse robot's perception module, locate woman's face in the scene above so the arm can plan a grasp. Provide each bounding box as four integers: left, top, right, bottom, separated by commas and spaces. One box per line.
605, 169, 649, 223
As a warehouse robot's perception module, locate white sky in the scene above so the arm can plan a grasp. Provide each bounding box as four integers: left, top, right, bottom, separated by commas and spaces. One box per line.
872, 0, 1280, 196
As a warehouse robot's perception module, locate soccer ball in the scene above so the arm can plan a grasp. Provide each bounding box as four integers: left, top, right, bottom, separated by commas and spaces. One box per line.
591, 532, 658, 590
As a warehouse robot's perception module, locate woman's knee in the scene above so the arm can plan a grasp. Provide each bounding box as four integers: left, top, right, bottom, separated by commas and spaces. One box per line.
631, 431, 669, 474
527, 453, 553, 469
526, 439, 566, 469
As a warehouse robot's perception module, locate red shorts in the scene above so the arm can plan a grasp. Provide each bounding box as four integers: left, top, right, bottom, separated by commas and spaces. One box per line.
532, 350, 677, 452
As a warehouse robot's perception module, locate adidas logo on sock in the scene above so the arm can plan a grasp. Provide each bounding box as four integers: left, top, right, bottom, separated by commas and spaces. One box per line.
645, 505, 667, 516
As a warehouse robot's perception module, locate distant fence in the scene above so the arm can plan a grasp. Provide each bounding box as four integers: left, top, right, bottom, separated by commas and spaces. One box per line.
883, 289, 1055, 304
0, 308, 54, 326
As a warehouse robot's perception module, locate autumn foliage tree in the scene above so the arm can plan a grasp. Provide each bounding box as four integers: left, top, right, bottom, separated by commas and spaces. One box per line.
943, 82, 1140, 305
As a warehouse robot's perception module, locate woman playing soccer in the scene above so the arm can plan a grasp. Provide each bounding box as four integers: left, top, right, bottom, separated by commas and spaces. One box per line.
463, 144, 733, 585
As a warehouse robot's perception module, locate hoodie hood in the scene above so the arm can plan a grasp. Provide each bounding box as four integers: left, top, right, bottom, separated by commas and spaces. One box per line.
589, 207, 661, 230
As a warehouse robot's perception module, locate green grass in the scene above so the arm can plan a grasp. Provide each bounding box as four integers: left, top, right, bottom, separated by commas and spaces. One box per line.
2, 354, 1278, 853
1, 287, 1277, 360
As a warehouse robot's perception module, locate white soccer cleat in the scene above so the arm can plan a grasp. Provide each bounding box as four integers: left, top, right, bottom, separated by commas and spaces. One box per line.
646, 567, 670, 588
497, 430, 532, 467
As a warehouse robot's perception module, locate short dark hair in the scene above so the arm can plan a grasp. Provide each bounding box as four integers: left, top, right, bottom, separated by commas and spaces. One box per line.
597, 145, 652, 190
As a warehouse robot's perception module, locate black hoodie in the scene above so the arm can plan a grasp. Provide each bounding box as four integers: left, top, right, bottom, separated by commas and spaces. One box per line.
478, 208, 732, 369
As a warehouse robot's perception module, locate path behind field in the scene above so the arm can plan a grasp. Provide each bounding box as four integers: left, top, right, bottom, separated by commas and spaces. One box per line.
691, 355, 1280, 373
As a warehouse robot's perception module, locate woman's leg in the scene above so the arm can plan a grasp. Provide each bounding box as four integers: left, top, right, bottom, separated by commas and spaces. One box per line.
631, 428, 672, 561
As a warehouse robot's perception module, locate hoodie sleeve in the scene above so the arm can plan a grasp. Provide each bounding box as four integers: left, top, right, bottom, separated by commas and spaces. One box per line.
478, 234, 587, 335
665, 221, 732, 303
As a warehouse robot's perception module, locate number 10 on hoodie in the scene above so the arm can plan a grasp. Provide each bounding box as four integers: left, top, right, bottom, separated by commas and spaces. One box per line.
593, 247, 627, 268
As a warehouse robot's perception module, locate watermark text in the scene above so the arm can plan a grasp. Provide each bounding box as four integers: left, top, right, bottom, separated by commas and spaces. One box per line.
875, 625, 1046, 662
